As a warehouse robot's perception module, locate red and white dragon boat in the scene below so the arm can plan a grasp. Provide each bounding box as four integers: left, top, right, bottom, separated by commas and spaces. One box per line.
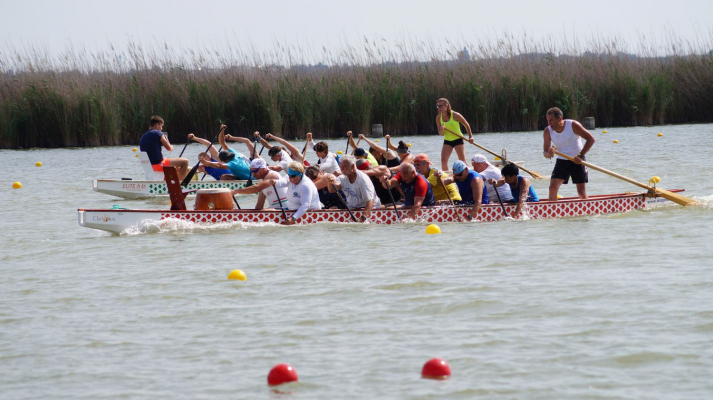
78, 167, 682, 234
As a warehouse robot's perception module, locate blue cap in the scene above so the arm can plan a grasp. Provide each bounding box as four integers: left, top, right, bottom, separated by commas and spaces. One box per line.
452, 160, 468, 174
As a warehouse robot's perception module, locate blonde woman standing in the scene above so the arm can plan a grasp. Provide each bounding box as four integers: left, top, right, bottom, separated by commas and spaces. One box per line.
436, 98, 474, 171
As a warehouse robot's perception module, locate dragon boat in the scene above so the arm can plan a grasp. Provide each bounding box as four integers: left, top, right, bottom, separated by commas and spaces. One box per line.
78, 167, 683, 234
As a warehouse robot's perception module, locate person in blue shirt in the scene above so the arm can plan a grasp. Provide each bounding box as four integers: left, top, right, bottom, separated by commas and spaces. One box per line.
438, 160, 488, 221
489, 163, 539, 218
138, 115, 190, 180
197, 125, 252, 180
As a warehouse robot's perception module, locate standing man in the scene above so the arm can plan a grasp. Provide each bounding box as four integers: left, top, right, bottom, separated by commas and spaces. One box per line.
543, 107, 595, 200
139, 115, 189, 180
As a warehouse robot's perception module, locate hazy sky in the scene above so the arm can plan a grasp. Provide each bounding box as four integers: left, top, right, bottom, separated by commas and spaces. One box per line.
1, 0, 712, 65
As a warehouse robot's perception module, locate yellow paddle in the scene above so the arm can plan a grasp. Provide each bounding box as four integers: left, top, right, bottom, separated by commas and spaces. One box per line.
553, 150, 698, 207
442, 126, 546, 180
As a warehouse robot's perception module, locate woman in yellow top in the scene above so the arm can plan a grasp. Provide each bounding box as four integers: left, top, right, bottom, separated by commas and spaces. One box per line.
436, 98, 474, 171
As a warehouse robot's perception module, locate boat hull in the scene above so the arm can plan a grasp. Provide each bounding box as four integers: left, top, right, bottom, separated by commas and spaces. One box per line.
92, 179, 254, 199
78, 191, 678, 234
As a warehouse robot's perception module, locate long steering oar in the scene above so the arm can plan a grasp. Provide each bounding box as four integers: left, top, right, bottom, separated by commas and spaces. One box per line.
182, 126, 225, 186
552, 150, 698, 206
442, 126, 545, 180
384, 137, 402, 223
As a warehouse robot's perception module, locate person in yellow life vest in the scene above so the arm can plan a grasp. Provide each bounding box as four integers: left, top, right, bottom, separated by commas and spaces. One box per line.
414, 153, 462, 204
436, 98, 474, 171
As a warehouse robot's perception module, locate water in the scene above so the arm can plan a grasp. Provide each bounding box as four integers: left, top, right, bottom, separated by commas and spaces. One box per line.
2, 124, 713, 399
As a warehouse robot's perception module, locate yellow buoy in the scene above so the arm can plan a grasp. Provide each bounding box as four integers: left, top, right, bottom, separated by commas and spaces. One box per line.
651, 176, 661, 183
494, 156, 501, 160
657, 133, 663, 137
425, 224, 441, 234
407, 143, 412, 147
602, 130, 608, 134
132, 147, 138, 152
228, 269, 247, 281
12, 181, 22, 189
613, 140, 619, 143
375, 139, 380, 142
135, 154, 139, 157
336, 150, 343, 155
557, 194, 563, 199
35, 162, 42, 167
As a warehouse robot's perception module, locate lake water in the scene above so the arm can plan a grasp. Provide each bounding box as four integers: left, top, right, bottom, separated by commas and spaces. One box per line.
2, 124, 713, 399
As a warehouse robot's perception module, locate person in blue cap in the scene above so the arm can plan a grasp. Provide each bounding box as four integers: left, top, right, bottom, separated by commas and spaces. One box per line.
489, 163, 539, 218
438, 160, 488, 220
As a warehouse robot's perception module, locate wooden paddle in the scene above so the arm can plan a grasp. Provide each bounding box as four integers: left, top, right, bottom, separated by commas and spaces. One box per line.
384, 137, 402, 223
301, 141, 309, 166
350, 138, 362, 155
182, 126, 225, 186
442, 126, 546, 180
553, 150, 698, 206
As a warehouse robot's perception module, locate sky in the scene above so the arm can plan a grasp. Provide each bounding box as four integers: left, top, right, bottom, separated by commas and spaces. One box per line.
1, 0, 712, 68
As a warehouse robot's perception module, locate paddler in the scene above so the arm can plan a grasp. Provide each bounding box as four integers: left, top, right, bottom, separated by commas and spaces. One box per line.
436, 98, 474, 171
437, 161, 488, 221
543, 107, 595, 200
230, 158, 288, 210
197, 125, 252, 180
139, 115, 190, 180
381, 162, 435, 220
356, 133, 401, 168
264, 162, 322, 225
489, 163, 539, 218
413, 153, 462, 204
187, 133, 230, 180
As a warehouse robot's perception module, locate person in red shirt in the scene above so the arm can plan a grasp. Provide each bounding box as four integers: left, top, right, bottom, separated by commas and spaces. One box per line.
382, 163, 435, 220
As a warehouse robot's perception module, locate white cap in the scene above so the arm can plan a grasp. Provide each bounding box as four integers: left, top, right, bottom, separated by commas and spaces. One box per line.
249, 158, 267, 170
471, 154, 490, 164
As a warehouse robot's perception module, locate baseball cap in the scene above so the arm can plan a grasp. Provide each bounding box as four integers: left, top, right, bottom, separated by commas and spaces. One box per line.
356, 159, 371, 170
249, 158, 267, 172
354, 148, 367, 157
452, 160, 468, 175
471, 154, 489, 164
413, 153, 432, 164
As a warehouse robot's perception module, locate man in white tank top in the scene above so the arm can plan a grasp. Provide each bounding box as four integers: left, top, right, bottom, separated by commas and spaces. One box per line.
231, 158, 288, 209
543, 107, 595, 201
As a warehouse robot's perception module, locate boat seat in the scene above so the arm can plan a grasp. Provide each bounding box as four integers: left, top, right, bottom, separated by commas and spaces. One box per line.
163, 166, 196, 210
138, 152, 165, 180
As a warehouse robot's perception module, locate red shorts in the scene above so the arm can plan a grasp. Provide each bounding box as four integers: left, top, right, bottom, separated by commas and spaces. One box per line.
152, 158, 171, 172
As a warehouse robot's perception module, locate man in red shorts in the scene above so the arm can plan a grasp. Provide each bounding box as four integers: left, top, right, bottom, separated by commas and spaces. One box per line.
139, 115, 190, 180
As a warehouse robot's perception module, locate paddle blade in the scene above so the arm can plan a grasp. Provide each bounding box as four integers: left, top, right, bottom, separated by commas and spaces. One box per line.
181, 163, 200, 186
656, 189, 699, 206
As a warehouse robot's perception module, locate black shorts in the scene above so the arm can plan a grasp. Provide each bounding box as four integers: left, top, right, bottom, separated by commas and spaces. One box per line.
443, 138, 464, 147
551, 157, 588, 184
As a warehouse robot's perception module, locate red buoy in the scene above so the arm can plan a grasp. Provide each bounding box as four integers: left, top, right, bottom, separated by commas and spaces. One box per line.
267, 363, 298, 386
421, 358, 451, 380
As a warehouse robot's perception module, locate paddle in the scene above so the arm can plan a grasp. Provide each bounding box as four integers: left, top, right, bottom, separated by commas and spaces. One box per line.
553, 150, 698, 206
182, 126, 226, 186
245, 135, 259, 188
492, 182, 510, 217
344, 135, 350, 154
178, 136, 190, 157
351, 138, 362, 155
384, 137, 402, 223
435, 169, 465, 222
442, 126, 546, 180
301, 141, 309, 166
329, 179, 358, 222
273, 184, 289, 223
232, 195, 241, 210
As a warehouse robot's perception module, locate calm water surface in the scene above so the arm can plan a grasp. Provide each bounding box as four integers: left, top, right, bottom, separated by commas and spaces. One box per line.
2, 124, 713, 399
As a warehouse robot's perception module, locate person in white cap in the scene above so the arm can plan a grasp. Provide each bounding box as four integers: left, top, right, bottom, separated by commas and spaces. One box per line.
230, 158, 288, 210
471, 154, 514, 203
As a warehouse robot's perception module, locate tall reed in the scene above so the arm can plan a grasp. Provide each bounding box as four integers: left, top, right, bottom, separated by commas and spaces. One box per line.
1, 33, 712, 149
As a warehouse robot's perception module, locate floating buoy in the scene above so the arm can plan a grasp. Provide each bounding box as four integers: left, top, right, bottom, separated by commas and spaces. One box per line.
425, 224, 441, 234
375, 139, 380, 142
35, 162, 42, 167
651, 176, 661, 183
494, 156, 501, 160
267, 364, 298, 386
135, 154, 139, 158
557, 194, 563, 199
336, 150, 343, 155
657, 133, 663, 137
407, 143, 412, 147
12, 182, 22, 189
228, 269, 247, 281
613, 140, 619, 143
422, 358, 451, 380
132, 147, 137, 152
602, 130, 608, 134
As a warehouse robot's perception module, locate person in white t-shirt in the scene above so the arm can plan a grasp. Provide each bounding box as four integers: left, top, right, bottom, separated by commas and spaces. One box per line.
328, 155, 380, 222
471, 154, 514, 203
266, 161, 322, 225
230, 158, 288, 209
267, 147, 293, 173
306, 133, 341, 175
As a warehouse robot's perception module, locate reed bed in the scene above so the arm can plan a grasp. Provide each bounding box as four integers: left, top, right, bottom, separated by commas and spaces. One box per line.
1, 33, 712, 149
